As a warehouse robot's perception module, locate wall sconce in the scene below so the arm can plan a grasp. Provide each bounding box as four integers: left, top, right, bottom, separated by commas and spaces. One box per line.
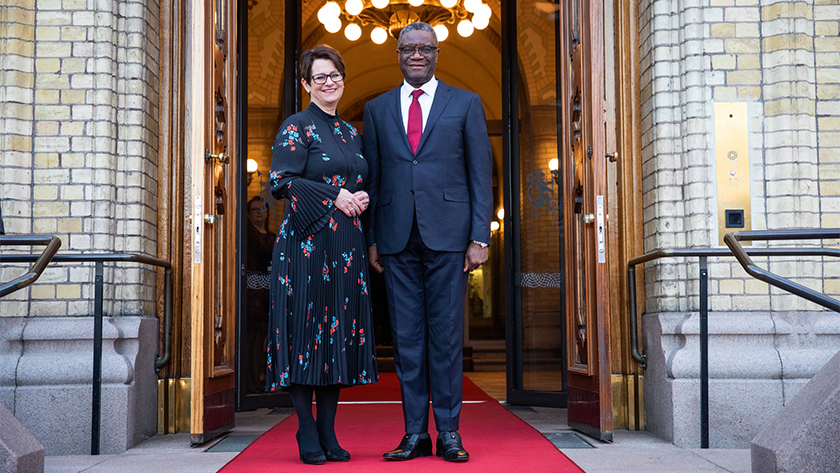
247, 159, 258, 186
548, 157, 559, 185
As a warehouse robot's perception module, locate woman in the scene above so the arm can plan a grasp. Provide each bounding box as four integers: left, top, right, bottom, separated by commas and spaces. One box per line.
266, 45, 378, 465
245, 196, 273, 393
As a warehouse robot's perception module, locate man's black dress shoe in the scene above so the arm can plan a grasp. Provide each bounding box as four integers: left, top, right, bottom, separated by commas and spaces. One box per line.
436, 431, 469, 462
383, 433, 433, 460
320, 442, 351, 462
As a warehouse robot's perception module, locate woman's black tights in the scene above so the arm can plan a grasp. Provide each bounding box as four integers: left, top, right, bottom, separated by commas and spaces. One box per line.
288, 384, 342, 453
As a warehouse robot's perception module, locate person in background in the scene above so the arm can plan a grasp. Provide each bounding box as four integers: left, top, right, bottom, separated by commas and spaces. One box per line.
363, 22, 493, 463
245, 195, 273, 394
266, 44, 378, 465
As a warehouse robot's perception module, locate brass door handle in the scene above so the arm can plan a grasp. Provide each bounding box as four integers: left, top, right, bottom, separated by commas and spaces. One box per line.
205, 149, 229, 164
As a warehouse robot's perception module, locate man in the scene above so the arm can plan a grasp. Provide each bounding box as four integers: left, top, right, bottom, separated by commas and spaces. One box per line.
363, 22, 493, 463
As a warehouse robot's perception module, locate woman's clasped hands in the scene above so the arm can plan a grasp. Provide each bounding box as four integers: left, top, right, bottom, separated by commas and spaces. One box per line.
335, 189, 369, 218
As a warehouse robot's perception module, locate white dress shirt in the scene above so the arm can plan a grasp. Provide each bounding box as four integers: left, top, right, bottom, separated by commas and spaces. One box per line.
400, 77, 438, 135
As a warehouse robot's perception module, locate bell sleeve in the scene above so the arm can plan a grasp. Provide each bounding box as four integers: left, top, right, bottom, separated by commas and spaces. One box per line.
269, 119, 341, 237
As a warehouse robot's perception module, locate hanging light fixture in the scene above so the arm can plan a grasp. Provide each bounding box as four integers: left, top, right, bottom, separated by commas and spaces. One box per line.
317, 0, 493, 44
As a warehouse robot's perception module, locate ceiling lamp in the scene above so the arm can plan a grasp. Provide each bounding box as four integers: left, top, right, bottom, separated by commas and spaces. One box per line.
433, 23, 449, 41
371, 26, 388, 44
463, 0, 481, 13
457, 19, 473, 37
317, 0, 492, 44
345, 23, 362, 40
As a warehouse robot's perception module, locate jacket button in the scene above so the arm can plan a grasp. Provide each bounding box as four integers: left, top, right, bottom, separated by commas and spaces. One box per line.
412, 160, 418, 165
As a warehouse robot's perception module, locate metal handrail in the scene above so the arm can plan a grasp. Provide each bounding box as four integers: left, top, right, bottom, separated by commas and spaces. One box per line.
724, 229, 840, 312
0, 235, 62, 297
628, 246, 840, 366
0, 240, 173, 455
627, 230, 840, 448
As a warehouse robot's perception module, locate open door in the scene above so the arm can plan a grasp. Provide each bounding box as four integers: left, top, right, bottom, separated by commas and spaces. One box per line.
559, 0, 613, 441
188, 0, 238, 445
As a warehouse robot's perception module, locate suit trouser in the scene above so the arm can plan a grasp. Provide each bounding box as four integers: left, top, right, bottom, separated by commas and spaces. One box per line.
381, 216, 468, 434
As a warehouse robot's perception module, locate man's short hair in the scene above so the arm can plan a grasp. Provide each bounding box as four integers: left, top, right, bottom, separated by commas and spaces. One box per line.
398, 22, 438, 47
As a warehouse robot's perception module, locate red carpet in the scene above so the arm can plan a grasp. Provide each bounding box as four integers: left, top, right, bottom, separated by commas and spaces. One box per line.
218, 373, 583, 472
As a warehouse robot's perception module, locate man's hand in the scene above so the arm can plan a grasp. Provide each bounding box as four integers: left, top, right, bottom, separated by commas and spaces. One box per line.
464, 242, 489, 272
368, 244, 384, 274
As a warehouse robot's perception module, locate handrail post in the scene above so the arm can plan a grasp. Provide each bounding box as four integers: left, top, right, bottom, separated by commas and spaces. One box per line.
91, 261, 104, 455
699, 256, 709, 448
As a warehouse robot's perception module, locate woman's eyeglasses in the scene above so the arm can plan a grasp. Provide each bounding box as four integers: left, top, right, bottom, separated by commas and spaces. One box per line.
310, 72, 345, 85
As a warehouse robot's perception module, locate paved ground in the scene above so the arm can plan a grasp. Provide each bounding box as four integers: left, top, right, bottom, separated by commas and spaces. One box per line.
44, 405, 751, 473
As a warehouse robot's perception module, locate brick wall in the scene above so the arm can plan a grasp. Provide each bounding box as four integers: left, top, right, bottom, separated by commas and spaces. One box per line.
0, 0, 161, 317
638, 0, 840, 314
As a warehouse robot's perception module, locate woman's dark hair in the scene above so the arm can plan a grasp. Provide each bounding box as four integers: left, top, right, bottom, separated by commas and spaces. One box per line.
299, 44, 345, 84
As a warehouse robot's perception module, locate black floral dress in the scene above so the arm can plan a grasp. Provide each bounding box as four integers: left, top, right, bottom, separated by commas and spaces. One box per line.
266, 103, 378, 389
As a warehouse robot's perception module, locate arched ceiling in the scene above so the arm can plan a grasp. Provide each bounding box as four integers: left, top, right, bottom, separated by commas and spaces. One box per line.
248, 1, 503, 121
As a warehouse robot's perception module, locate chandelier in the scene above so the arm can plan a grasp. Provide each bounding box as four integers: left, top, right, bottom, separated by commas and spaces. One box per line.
317, 0, 492, 44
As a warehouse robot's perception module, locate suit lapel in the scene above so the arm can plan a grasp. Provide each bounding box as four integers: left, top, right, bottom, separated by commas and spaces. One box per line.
386, 86, 412, 153
415, 81, 452, 154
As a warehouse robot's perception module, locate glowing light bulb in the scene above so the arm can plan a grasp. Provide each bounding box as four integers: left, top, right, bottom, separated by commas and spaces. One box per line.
457, 19, 474, 37
408, 0, 424, 6
475, 3, 491, 19
371, 0, 389, 8
433, 24, 449, 42
345, 0, 363, 16
497, 208, 504, 220
472, 13, 489, 30
247, 159, 258, 173
344, 23, 361, 41
464, 0, 481, 13
491, 221, 500, 231
371, 27, 388, 44
549, 158, 559, 171
440, 0, 457, 7
325, 17, 342, 33
317, 1, 341, 24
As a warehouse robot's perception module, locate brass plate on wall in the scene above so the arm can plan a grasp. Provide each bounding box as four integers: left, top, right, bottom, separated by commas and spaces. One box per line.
611, 374, 644, 430
714, 102, 752, 246
158, 378, 191, 434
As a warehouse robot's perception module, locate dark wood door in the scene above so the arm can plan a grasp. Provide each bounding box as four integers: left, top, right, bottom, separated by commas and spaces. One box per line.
559, 0, 613, 442
190, 0, 237, 445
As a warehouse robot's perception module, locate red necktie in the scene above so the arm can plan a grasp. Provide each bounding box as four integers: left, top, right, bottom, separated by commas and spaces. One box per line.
407, 89, 424, 154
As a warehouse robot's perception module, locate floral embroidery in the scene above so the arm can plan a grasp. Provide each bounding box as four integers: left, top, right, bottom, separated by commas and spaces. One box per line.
301, 236, 313, 257
281, 124, 301, 151
304, 123, 321, 143
324, 174, 346, 187
344, 120, 358, 137
333, 121, 346, 143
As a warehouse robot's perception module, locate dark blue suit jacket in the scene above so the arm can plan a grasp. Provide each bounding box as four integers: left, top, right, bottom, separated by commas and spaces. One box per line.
363, 81, 493, 255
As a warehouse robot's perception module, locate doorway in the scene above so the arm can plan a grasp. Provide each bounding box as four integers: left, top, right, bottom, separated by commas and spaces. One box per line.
234, 4, 611, 441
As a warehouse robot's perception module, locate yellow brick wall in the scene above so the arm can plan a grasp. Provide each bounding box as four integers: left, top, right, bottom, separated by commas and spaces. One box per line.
639, 0, 839, 313
0, 0, 161, 317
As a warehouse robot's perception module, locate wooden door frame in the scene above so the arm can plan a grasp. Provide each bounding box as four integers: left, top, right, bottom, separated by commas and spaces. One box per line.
187, 0, 238, 444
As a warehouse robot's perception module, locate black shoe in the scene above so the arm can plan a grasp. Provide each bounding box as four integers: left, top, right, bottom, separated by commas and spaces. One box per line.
383, 433, 433, 461
320, 442, 351, 462
436, 431, 469, 462
296, 432, 326, 465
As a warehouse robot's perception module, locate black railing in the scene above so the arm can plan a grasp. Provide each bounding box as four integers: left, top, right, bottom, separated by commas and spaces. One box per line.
627, 229, 840, 448
0, 236, 173, 455
0, 235, 62, 297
